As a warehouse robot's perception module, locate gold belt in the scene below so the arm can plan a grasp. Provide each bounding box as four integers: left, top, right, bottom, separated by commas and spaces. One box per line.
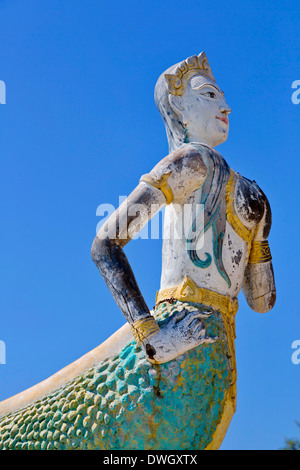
156, 275, 238, 345
156, 275, 239, 317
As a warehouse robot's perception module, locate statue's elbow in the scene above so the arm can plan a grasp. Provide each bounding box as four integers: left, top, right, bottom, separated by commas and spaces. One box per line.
91, 236, 107, 265
252, 289, 276, 313
91, 236, 119, 266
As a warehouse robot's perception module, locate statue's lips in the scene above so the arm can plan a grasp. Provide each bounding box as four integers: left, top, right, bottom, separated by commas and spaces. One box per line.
215, 115, 229, 125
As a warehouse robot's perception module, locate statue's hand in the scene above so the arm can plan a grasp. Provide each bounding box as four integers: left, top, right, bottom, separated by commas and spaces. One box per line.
142, 309, 217, 364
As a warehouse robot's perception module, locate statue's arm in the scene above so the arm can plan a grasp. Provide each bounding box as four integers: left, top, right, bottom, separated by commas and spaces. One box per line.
242, 193, 276, 313
91, 181, 165, 328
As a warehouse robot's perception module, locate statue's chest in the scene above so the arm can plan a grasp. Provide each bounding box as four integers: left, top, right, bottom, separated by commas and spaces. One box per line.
186, 170, 264, 231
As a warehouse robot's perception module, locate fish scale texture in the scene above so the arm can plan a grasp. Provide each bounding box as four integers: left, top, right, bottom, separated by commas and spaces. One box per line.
0, 301, 232, 450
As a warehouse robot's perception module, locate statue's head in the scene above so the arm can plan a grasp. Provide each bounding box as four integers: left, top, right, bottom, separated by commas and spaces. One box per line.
154, 52, 231, 151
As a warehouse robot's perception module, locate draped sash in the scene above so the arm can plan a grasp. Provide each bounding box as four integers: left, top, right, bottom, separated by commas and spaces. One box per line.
186, 143, 232, 287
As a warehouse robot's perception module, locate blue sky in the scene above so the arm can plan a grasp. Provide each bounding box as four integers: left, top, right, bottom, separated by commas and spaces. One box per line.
0, 0, 300, 450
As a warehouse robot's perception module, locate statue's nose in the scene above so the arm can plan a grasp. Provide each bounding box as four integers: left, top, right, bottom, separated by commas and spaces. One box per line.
219, 105, 231, 116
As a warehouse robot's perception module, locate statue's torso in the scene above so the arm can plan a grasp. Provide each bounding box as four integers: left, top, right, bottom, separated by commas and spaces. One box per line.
160, 166, 265, 298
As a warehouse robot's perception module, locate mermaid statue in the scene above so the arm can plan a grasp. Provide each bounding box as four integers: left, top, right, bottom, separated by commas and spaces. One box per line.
0, 52, 276, 450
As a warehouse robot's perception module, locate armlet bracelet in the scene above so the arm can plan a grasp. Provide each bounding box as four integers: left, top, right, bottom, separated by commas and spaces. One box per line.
249, 240, 272, 264
131, 316, 160, 345
140, 172, 174, 205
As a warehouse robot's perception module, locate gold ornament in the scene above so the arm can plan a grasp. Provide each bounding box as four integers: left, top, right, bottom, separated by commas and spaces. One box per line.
156, 275, 239, 322
131, 316, 160, 345
249, 240, 272, 264
140, 172, 174, 205
164, 51, 216, 96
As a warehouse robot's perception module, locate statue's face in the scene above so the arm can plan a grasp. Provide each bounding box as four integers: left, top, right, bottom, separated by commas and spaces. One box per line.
169, 75, 231, 147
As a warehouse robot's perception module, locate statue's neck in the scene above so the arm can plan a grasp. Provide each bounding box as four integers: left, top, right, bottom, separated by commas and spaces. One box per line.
168, 135, 214, 153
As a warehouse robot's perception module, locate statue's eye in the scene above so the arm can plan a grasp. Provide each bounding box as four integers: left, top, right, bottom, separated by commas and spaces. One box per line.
203, 91, 217, 99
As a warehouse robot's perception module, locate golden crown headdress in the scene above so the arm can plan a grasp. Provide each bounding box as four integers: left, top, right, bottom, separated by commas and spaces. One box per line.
164, 51, 216, 96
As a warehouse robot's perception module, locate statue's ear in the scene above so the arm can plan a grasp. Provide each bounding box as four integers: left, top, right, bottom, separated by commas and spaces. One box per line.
168, 94, 184, 115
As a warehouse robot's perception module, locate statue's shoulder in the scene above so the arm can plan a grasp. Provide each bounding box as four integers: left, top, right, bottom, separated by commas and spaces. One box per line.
235, 172, 269, 207
144, 144, 208, 202
151, 144, 207, 177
